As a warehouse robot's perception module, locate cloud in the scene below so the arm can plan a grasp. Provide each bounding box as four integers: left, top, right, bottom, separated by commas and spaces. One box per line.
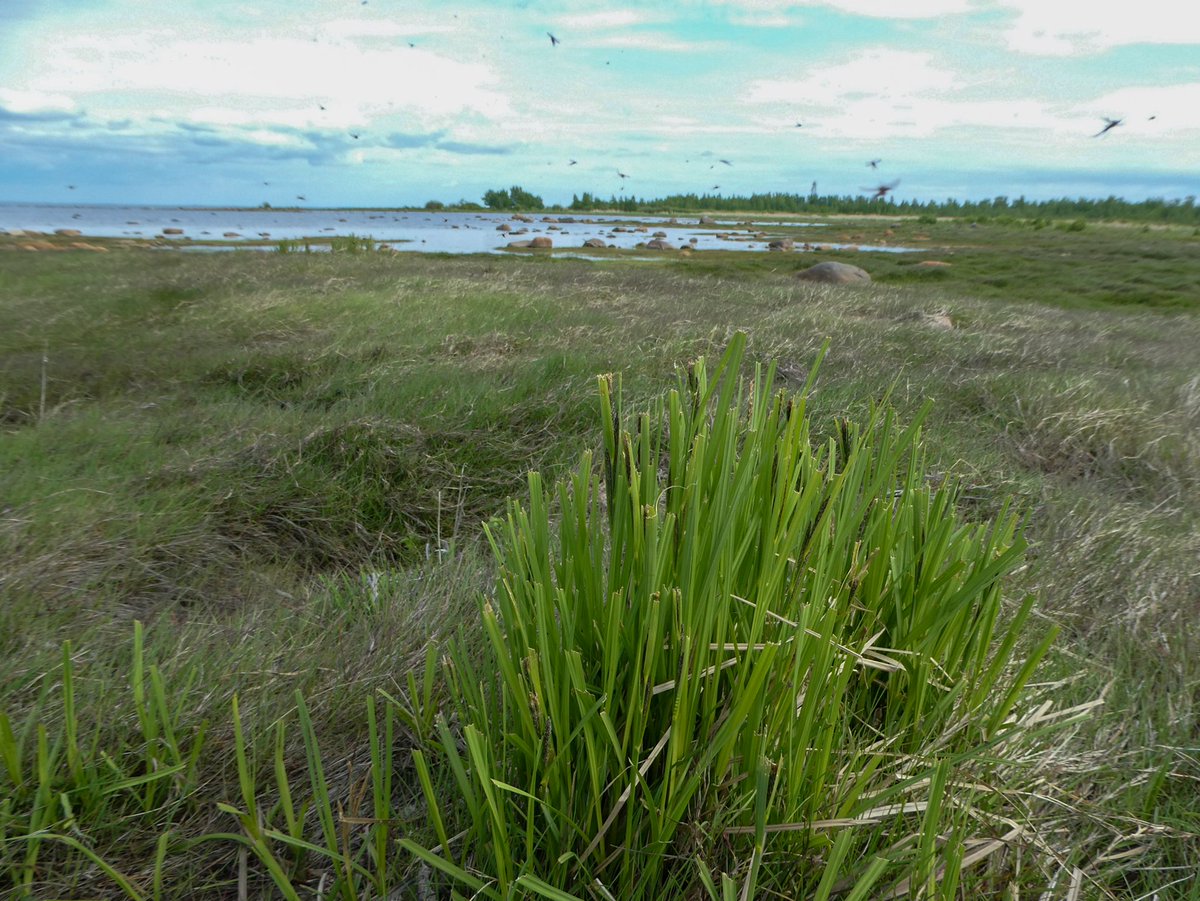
998, 0, 1200, 54
743, 47, 1104, 141
812, 96, 1062, 140
0, 105, 81, 123
1075, 82, 1200, 131
0, 88, 79, 117
184, 134, 231, 148
726, 12, 804, 27
813, 0, 970, 16
324, 19, 456, 41
554, 10, 658, 30
747, 50, 958, 106
434, 140, 514, 156
23, 31, 513, 129
0, 111, 351, 171
711, 0, 971, 18
575, 32, 726, 52
385, 130, 447, 149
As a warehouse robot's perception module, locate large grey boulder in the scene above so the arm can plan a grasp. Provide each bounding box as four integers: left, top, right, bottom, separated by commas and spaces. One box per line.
795, 261, 871, 284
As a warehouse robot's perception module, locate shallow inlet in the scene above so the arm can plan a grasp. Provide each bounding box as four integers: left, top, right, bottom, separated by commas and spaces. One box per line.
0, 204, 922, 255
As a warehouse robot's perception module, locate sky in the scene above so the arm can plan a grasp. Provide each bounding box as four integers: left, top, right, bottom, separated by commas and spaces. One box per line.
1, 0, 1198, 208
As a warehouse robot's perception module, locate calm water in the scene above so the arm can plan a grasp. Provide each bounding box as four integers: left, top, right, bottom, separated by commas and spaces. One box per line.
0, 203, 918, 254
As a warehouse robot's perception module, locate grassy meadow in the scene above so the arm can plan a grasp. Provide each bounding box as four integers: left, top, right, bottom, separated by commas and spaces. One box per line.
2, 217, 1199, 898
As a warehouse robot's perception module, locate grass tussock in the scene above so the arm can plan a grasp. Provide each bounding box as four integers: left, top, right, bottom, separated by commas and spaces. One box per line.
409, 336, 1057, 898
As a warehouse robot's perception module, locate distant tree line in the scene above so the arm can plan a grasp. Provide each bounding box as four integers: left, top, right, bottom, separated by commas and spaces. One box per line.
450, 187, 1198, 224
562, 190, 1200, 224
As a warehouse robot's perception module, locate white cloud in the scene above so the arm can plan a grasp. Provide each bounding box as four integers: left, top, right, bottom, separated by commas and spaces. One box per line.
999, 1, 1200, 54
575, 32, 727, 52
711, 0, 971, 18
813, 0, 971, 16
727, 12, 804, 27
238, 128, 307, 147
744, 48, 1094, 141
554, 10, 658, 30
811, 96, 1061, 140
747, 50, 959, 106
1075, 83, 1200, 131
324, 20, 457, 41
0, 88, 78, 115
26, 31, 511, 129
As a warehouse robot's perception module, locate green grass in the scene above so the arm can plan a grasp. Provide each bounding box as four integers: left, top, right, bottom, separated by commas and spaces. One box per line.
2, 222, 1199, 897
409, 336, 1056, 897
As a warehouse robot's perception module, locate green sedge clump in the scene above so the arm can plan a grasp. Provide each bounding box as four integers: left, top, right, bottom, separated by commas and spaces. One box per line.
408, 333, 1055, 899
